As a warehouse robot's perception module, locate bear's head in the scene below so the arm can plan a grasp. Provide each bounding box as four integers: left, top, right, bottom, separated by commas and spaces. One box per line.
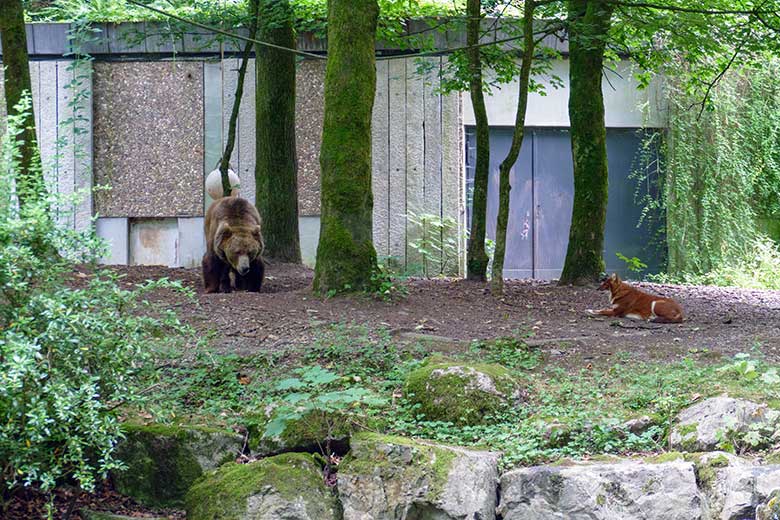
214, 222, 264, 275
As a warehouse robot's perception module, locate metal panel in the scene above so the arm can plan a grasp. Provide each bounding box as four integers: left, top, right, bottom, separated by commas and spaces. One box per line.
56, 61, 76, 229
466, 127, 661, 280
371, 59, 390, 257
387, 58, 407, 266
96, 217, 129, 265
129, 218, 179, 267
604, 129, 662, 276
237, 58, 256, 206
177, 217, 205, 268
466, 128, 534, 279
203, 61, 223, 212
299, 216, 321, 268
533, 128, 574, 280
405, 58, 425, 271
422, 57, 443, 274
72, 60, 93, 231
32, 24, 69, 55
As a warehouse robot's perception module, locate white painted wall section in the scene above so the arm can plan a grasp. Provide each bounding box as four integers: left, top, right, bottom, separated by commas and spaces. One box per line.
463, 59, 666, 128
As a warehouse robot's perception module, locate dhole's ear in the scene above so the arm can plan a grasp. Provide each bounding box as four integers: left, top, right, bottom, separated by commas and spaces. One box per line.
610, 273, 617, 281
215, 222, 232, 245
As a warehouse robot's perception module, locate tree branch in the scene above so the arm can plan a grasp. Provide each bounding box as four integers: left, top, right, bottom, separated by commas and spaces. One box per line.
605, 0, 779, 16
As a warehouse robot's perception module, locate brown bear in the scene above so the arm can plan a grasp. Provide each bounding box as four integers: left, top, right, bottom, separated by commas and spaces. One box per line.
202, 197, 265, 293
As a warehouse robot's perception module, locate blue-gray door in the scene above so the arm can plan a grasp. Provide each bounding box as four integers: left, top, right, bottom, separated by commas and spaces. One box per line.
466, 127, 661, 280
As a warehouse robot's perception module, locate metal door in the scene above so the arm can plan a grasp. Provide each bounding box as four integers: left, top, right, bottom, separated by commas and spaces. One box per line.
465, 127, 661, 279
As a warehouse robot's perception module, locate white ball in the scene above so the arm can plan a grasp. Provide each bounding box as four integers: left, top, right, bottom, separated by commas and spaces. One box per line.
206, 168, 240, 199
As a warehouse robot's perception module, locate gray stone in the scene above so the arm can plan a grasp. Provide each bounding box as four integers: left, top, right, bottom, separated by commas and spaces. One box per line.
756, 489, 780, 520
498, 460, 704, 520
623, 415, 655, 435
670, 396, 778, 452
111, 423, 244, 508
705, 464, 780, 520
338, 433, 499, 520
96, 217, 129, 265
186, 453, 340, 520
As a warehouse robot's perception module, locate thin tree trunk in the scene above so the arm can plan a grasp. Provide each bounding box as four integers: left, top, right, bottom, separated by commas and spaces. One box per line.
0, 0, 44, 205
313, 0, 379, 293
558, 0, 614, 285
255, 0, 301, 263
491, 0, 536, 294
218, 0, 259, 197
466, 0, 490, 281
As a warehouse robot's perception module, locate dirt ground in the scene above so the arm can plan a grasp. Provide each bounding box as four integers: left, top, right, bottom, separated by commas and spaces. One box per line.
99, 262, 780, 366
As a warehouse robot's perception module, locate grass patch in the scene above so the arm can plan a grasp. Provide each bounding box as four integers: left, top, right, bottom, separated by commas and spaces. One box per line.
138, 323, 780, 469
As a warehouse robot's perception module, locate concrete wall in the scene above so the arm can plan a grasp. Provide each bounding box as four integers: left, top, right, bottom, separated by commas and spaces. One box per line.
463, 59, 666, 128
0, 60, 93, 231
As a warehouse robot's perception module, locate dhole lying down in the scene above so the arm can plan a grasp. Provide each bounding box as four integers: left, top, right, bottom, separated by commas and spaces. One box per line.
587, 273, 684, 324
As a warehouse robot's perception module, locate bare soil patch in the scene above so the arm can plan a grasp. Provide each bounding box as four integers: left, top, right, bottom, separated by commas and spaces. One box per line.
95, 262, 780, 367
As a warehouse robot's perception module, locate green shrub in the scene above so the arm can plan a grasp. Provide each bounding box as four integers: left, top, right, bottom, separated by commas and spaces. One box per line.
0, 100, 186, 499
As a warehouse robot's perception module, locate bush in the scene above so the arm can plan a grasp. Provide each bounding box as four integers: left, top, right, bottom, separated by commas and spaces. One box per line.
0, 99, 185, 500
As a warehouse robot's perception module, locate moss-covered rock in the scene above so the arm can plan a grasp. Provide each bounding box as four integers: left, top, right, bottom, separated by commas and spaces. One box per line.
338, 432, 499, 519
403, 356, 521, 425
246, 410, 351, 456
185, 453, 340, 520
111, 423, 244, 508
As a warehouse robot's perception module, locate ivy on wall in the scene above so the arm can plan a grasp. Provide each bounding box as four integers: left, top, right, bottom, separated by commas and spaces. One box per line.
640, 57, 780, 279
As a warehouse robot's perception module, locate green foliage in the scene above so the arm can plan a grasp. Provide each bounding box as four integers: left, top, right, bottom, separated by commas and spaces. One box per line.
0, 104, 186, 494
368, 264, 408, 301
639, 58, 780, 286
30, 0, 454, 43
467, 337, 540, 370
406, 210, 460, 278
261, 366, 386, 447
615, 252, 647, 274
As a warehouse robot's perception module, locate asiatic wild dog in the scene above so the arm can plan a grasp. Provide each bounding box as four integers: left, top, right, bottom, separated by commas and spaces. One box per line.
587, 273, 684, 323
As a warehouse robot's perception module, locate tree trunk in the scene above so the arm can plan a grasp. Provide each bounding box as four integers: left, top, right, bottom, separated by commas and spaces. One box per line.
0, 0, 44, 205
466, 0, 490, 281
558, 0, 614, 286
313, 0, 379, 293
491, 0, 536, 294
218, 0, 259, 197
255, 0, 301, 263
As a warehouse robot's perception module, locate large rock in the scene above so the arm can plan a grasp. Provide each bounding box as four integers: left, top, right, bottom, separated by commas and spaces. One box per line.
111, 423, 244, 508
498, 460, 704, 519
756, 489, 780, 520
403, 356, 521, 425
338, 432, 499, 520
670, 396, 778, 452
185, 453, 340, 520
703, 463, 780, 519
247, 410, 351, 457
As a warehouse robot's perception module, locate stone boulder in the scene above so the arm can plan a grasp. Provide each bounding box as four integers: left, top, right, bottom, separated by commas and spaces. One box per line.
498, 460, 704, 519
111, 423, 244, 508
670, 396, 778, 452
185, 453, 340, 520
403, 356, 521, 425
338, 432, 499, 520
703, 463, 780, 519
247, 410, 351, 457
756, 489, 780, 520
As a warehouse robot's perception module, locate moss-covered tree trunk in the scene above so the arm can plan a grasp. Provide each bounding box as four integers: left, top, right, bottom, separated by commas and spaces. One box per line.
218, 0, 259, 197
491, 0, 536, 294
0, 0, 44, 205
466, 0, 490, 281
558, 0, 614, 286
255, 0, 301, 263
313, 0, 379, 293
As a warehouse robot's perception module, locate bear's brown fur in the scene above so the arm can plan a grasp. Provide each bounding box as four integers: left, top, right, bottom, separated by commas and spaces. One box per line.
202, 197, 265, 293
